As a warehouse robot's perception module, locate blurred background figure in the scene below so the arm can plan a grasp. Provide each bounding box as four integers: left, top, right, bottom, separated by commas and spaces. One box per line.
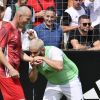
61, 0, 86, 49
27, 0, 55, 27
67, 14, 93, 50
67, 14, 100, 50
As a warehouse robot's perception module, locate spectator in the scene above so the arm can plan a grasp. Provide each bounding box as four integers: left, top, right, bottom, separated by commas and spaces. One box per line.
67, 14, 99, 50
21, 29, 38, 51
87, 23, 100, 50
28, 38, 84, 100
64, 0, 86, 29
0, 6, 34, 100
67, 0, 90, 16
27, 0, 55, 26
61, 0, 86, 49
34, 6, 63, 48
60, 12, 72, 49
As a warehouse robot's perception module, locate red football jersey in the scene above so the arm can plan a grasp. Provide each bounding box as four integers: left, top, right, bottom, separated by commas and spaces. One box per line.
0, 23, 22, 77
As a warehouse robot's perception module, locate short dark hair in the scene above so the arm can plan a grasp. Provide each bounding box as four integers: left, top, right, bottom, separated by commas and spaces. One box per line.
78, 15, 90, 23
46, 6, 55, 12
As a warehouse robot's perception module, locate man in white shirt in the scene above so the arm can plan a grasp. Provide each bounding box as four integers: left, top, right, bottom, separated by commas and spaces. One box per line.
61, 0, 86, 49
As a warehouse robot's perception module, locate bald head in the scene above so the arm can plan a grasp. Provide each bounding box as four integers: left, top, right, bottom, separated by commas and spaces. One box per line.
29, 39, 44, 51
13, 6, 32, 28
16, 6, 32, 16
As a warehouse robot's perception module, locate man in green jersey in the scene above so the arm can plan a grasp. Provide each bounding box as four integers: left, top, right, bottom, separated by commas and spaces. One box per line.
29, 39, 84, 100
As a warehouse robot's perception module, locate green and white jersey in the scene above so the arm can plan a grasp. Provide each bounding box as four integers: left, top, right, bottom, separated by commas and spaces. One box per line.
38, 46, 78, 85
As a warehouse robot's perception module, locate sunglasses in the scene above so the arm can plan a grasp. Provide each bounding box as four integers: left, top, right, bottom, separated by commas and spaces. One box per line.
82, 23, 91, 27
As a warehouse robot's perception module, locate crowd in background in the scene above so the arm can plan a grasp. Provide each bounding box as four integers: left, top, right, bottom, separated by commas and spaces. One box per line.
1, 0, 100, 51
0, 0, 100, 100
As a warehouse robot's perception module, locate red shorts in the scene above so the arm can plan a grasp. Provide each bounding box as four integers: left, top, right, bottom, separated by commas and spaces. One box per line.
0, 77, 25, 100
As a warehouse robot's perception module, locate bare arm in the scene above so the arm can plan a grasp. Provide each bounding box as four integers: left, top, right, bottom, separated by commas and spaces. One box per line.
27, 29, 38, 40
33, 56, 63, 71
0, 47, 19, 77
71, 39, 87, 50
61, 25, 79, 33
43, 57, 63, 71
35, 10, 45, 18
87, 40, 100, 50
21, 51, 34, 62
29, 66, 38, 83
29, 59, 43, 83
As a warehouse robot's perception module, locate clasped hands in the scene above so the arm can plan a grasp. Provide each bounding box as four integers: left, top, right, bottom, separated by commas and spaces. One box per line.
30, 56, 44, 66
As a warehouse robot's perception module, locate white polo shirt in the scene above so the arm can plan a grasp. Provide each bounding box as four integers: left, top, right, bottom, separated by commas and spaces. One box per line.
65, 6, 86, 26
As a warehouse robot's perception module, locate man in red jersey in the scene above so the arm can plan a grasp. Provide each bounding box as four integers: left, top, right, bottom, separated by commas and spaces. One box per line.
0, 6, 34, 100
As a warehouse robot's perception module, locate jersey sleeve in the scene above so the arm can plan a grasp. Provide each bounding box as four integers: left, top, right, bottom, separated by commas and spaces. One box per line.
0, 26, 8, 49
49, 47, 63, 61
